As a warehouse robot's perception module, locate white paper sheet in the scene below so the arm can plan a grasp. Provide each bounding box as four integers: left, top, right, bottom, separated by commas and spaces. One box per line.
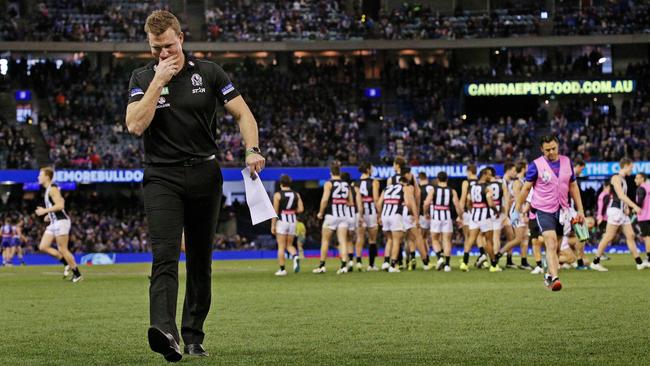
241, 167, 277, 225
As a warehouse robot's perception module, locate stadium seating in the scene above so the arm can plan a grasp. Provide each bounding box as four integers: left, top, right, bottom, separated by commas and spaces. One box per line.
554, 3, 650, 36
2, 1, 649, 42
3, 56, 648, 169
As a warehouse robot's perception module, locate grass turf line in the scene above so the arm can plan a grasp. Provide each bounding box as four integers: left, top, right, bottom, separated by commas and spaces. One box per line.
0, 255, 649, 366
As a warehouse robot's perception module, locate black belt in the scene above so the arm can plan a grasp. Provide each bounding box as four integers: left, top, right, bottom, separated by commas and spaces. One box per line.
146, 154, 216, 167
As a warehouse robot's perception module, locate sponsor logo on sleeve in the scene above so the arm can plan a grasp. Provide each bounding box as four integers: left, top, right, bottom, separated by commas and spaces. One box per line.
130, 88, 144, 97
221, 83, 235, 96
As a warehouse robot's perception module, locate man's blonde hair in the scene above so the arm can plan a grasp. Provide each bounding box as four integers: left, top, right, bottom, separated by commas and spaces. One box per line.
40, 166, 54, 180
144, 10, 181, 36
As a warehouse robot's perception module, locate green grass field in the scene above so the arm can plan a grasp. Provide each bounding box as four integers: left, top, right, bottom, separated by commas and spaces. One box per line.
1, 255, 649, 366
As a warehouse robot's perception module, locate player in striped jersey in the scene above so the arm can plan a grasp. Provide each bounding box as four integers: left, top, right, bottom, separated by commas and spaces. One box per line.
459, 163, 488, 267
378, 175, 418, 272
341, 172, 357, 272
271, 175, 304, 276
381, 157, 412, 269
35, 167, 82, 282
355, 162, 380, 271
591, 158, 646, 271
460, 168, 501, 272
492, 161, 532, 269
486, 167, 507, 254
423, 171, 463, 272
387, 159, 429, 271
314, 161, 353, 274
418, 172, 442, 266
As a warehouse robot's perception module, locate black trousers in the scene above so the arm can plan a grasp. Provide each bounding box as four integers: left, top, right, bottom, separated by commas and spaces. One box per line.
143, 158, 223, 344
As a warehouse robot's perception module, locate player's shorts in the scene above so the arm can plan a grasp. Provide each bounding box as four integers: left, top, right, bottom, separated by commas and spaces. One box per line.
534, 210, 563, 237
509, 208, 527, 229
11, 238, 21, 247
45, 219, 71, 237
529, 219, 541, 239
430, 219, 453, 234
382, 214, 404, 232
347, 213, 357, 232
462, 212, 471, 226
1, 238, 11, 248
403, 213, 416, 231
469, 218, 493, 233
323, 215, 349, 231
639, 220, 650, 237
491, 214, 504, 231
275, 220, 296, 236
419, 215, 430, 230
606, 207, 631, 226
359, 213, 378, 229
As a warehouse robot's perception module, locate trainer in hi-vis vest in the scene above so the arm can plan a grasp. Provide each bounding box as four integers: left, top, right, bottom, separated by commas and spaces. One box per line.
515, 135, 585, 292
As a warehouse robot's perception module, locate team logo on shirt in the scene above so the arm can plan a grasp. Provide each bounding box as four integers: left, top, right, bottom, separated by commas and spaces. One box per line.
542, 169, 551, 183
191, 73, 206, 94
191, 73, 202, 86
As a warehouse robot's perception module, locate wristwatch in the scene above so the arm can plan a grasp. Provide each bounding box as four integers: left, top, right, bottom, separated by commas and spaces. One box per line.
245, 147, 262, 157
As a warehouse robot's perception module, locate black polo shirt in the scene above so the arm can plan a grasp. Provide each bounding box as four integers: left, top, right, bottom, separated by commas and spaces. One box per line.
127, 53, 240, 164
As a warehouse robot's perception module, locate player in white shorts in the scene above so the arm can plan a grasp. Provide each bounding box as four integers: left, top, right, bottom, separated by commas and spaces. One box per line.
417, 172, 433, 232
314, 161, 353, 274
401, 168, 430, 270
494, 161, 532, 269
383, 157, 428, 270
341, 172, 358, 272
417, 172, 440, 262
271, 174, 303, 276
35, 167, 82, 282
459, 163, 488, 267
485, 167, 506, 250
378, 175, 418, 273
461, 168, 501, 272
591, 158, 646, 271
423, 171, 463, 272
355, 162, 380, 271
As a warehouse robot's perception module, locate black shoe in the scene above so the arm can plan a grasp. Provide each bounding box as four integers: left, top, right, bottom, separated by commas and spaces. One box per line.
148, 326, 182, 362
184, 343, 209, 357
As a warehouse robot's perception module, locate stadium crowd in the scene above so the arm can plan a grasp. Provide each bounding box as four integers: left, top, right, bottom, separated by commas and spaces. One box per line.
0, 0, 183, 42
2, 55, 649, 168
550, 61, 650, 162
554, 2, 650, 36
0, 116, 37, 169
1, 1, 649, 42
205, 0, 542, 42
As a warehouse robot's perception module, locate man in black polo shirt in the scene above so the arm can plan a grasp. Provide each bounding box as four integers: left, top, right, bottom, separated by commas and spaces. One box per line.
125, 10, 265, 362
